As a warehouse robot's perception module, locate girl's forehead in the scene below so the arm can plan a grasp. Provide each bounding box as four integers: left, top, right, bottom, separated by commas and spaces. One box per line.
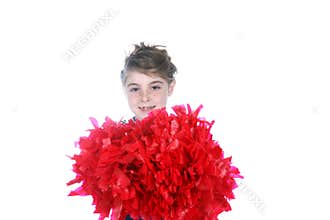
125, 71, 166, 85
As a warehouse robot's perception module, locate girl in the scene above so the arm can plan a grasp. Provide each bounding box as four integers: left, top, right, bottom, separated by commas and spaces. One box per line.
68, 42, 241, 220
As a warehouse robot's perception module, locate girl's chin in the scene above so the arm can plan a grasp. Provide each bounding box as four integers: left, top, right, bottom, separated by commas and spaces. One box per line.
136, 110, 154, 120
138, 113, 150, 120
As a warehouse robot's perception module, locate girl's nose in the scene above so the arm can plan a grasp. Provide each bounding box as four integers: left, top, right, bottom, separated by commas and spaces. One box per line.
141, 90, 150, 102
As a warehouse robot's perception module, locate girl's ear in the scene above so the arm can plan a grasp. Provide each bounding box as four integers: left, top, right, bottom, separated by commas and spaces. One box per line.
168, 80, 176, 96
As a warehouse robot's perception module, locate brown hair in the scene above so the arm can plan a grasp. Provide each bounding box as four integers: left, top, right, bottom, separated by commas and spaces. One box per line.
121, 42, 177, 84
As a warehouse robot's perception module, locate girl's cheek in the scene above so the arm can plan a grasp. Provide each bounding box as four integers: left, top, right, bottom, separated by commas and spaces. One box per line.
128, 92, 138, 98
127, 94, 136, 103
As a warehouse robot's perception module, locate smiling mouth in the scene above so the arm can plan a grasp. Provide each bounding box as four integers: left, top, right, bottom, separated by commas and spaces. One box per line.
138, 106, 156, 111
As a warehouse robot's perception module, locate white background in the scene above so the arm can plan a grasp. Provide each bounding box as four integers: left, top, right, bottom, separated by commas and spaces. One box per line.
0, 0, 329, 219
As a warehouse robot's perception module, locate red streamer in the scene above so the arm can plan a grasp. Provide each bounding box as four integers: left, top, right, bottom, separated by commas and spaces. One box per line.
67, 105, 242, 220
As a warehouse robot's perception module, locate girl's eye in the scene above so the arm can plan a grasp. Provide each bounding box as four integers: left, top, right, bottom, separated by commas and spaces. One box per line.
129, 87, 139, 92
151, 85, 161, 90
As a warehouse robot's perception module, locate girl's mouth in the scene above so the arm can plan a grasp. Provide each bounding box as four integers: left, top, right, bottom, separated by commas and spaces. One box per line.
138, 105, 156, 111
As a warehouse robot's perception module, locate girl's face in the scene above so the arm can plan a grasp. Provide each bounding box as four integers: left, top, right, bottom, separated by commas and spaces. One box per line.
123, 71, 175, 120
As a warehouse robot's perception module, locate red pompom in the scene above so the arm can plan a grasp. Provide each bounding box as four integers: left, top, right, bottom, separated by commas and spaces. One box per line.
67, 105, 242, 220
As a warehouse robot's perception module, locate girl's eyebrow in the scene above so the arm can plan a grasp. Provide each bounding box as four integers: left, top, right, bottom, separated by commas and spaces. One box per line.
127, 81, 164, 87
127, 83, 139, 87
149, 80, 164, 85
